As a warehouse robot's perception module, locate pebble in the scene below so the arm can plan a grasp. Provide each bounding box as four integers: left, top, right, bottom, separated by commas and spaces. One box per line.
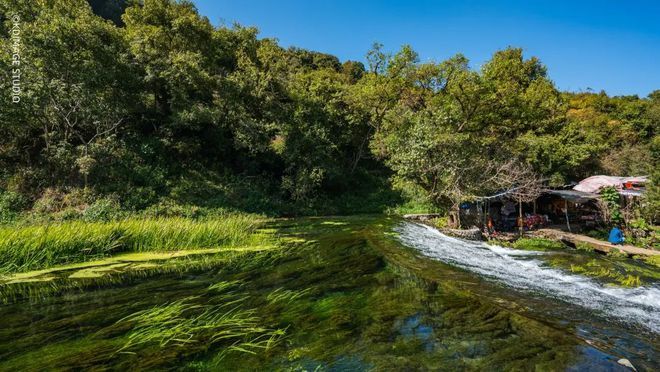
617, 358, 636, 371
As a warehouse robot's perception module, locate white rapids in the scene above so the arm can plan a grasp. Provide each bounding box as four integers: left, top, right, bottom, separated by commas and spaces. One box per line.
395, 222, 660, 334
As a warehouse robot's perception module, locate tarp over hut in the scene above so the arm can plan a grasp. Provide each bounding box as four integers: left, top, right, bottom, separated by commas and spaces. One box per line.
572, 175, 648, 193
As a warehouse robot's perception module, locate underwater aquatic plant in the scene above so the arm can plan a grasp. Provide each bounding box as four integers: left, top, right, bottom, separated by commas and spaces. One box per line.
619, 275, 642, 287
569, 261, 644, 287
266, 288, 312, 304
208, 280, 244, 293
115, 295, 285, 360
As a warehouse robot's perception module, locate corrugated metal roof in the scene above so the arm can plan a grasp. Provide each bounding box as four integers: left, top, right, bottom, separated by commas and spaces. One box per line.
618, 189, 645, 197
543, 189, 599, 203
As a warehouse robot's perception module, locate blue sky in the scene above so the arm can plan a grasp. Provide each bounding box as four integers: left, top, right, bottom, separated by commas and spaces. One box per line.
192, 0, 660, 97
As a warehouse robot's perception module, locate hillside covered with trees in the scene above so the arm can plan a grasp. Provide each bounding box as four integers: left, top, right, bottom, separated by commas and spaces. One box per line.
1, 3, 659, 369
1, 0, 658, 222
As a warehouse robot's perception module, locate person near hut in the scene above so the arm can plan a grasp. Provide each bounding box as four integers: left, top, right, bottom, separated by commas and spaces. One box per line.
485, 216, 496, 235
517, 215, 524, 231
608, 226, 625, 245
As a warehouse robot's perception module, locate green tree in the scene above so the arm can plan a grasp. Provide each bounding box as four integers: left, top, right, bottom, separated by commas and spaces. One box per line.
370, 47, 563, 223
0, 0, 134, 189
643, 135, 660, 223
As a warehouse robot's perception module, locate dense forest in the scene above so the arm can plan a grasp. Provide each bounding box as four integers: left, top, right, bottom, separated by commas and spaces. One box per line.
0, 0, 658, 222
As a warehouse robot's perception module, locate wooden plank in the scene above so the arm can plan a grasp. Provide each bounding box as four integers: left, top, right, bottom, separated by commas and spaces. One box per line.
534, 229, 660, 256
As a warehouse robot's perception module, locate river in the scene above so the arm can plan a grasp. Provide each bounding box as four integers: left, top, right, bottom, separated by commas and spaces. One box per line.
0, 217, 657, 370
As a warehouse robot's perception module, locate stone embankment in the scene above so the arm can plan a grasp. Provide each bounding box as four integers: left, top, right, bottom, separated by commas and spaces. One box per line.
402, 213, 443, 222
438, 227, 484, 241
403, 214, 483, 241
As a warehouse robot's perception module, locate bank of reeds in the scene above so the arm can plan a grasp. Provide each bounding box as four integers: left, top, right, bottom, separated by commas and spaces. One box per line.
0, 214, 268, 274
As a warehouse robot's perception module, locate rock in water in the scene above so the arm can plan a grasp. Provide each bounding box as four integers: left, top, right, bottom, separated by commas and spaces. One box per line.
617, 358, 636, 371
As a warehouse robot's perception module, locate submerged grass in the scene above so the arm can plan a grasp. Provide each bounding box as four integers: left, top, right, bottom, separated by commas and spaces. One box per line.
644, 255, 660, 268
0, 214, 268, 274
0, 246, 293, 305
498, 236, 653, 288
116, 294, 285, 363
266, 287, 312, 305
566, 260, 644, 287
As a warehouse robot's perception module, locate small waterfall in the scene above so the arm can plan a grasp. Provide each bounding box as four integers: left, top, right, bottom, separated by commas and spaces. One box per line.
396, 222, 660, 334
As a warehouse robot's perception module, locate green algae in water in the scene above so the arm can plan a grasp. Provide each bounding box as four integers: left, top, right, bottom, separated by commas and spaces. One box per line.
501, 236, 658, 288
547, 253, 660, 287
0, 217, 657, 371
68, 263, 131, 279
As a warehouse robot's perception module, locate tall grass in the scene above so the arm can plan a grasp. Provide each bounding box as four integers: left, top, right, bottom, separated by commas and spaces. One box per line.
0, 214, 267, 274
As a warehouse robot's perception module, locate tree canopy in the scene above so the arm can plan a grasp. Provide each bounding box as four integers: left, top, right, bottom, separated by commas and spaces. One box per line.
0, 0, 657, 221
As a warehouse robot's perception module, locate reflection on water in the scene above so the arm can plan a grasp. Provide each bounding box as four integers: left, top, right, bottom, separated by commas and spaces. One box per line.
0, 217, 657, 370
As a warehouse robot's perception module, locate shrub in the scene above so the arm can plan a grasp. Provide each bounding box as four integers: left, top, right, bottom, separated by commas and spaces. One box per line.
142, 199, 203, 219
599, 186, 623, 225
121, 187, 158, 211
513, 238, 566, 251
83, 197, 122, 222
32, 188, 90, 215
0, 191, 28, 223
629, 218, 650, 230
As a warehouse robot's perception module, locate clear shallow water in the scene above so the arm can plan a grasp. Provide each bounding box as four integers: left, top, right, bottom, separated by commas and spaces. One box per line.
0, 217, 658, 370
396, 222, 660, 334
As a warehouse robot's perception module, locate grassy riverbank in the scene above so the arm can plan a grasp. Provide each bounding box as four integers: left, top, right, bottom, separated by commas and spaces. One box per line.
0, 214, 271, 275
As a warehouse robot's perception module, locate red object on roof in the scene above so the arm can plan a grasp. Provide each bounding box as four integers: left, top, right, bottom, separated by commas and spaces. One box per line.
572, 175, 648, 193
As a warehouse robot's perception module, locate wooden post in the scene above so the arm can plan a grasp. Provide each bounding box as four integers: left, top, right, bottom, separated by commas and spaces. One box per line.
455, 204, 461, 229
484, 200, 489, 227
564, 199, 571, 232
477, 201, 482, 228
518, 200, 523, 236
481, 199, 488, 227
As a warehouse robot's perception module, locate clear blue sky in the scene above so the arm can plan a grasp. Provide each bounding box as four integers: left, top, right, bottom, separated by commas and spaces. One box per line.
192, 0, 660, 97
